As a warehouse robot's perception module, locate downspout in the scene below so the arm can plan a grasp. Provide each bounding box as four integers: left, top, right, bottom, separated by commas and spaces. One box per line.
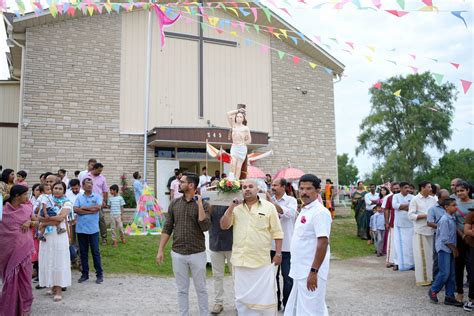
4, 16, 25, 171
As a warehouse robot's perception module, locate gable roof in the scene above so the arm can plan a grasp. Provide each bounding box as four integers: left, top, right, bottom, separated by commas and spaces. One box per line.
3, 1, 344, 79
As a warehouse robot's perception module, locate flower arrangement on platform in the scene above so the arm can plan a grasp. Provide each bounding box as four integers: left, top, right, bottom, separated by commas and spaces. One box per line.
217, 178, 241, 193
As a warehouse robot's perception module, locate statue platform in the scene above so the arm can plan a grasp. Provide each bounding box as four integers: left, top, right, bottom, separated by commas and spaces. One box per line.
202, 190, 267, 206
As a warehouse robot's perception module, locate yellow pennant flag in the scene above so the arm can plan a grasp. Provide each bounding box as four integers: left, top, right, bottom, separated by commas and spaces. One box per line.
365, 56, 373, 63
273, 32, 282, 40
184, 6, 191, 15
280, 29, 288, 38
228, 7, 239, 17
309, 62, 317, 69
230, 31, 238, 37
393, 89, 401, 97
87, 5, 94, 16
208, 17, 219, 27
367, 46, 376, 53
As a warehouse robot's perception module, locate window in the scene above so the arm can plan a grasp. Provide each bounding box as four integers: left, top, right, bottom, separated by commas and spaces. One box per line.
155, 147, 176, 158
177, 148, 207, 160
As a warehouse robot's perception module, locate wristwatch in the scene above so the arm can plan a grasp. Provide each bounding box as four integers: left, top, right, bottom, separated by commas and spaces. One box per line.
275, 253, 282, 257
310, 267, 319, 273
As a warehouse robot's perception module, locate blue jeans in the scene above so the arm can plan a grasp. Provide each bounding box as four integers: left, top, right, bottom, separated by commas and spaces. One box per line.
431, 250, 455, 297
77, 232, 103, 278
271, 251, 293, 307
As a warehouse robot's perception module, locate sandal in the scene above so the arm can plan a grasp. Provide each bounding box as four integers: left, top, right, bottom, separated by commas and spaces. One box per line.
46, 290, 54, 295
53, 295, 62, 302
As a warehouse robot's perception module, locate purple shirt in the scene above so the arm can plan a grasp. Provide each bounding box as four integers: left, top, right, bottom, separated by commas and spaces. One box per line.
87, 172, 109, 195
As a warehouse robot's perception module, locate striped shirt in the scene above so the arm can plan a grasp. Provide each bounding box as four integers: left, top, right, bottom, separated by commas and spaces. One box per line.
107, 195, 125, 216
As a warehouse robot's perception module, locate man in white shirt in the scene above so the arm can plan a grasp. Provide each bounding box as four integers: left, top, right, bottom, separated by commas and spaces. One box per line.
266, 178, 298, 311
65, 178, 84, 246
408, 181, 437, 286
392, 182, 415, 271
78, 158, 97, 187
364, 184, 380, 243
198, 167, 212, 195
285, 174, 332, 316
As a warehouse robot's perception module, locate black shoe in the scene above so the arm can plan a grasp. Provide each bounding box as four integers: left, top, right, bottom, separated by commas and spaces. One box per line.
61, 287, 67, 291
96, 276, 104, 284
428, 288, 438, 303
78, 275, 89, 283
35, 284, 46, 290
444, 296, 463, 307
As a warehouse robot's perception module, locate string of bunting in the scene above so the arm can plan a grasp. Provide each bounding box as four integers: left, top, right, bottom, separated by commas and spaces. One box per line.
1, 0, 471, 94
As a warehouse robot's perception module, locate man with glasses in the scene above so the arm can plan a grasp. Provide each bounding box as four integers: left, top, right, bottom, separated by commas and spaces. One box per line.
156, 172, 211, 316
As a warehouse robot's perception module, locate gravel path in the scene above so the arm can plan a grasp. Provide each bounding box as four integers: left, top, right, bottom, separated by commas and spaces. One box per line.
30, 255, 465, 315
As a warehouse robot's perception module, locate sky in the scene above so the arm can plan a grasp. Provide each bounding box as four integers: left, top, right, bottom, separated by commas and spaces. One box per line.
1, 0, 473, 178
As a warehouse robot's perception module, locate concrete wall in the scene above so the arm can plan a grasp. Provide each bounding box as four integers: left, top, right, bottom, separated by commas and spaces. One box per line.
20, 14, 154, 189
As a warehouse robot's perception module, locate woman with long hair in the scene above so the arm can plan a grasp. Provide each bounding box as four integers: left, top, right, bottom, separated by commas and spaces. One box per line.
0, 185, 35, 315
38, 182, 72, 302
0, 168, 16, 202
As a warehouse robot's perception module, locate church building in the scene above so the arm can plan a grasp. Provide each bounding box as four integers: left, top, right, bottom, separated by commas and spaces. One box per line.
2, 1, 344, 209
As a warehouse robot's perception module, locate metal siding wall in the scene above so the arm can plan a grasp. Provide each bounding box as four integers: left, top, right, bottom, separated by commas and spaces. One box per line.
0, 128, 18, 169
0, 83, 20, 122
120, 10, 272, 134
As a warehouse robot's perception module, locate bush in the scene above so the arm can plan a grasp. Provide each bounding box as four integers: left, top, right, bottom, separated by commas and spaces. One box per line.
120, 173, 136, 208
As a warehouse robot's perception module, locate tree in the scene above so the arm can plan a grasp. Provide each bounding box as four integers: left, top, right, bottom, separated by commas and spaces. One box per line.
337, 153, 359, 185
415, 149, 474, 189
356, 72, 458, 182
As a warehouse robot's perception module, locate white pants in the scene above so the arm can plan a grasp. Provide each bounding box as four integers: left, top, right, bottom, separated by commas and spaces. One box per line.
386, 227, 397, 265
393, 226, 414, 271
171, 251, 209, 316
284, 277, 328, 316
210, 250, 232, 305
413, 233, 433, 286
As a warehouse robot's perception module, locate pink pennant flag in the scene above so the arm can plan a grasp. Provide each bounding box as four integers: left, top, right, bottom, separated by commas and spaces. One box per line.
422, 0, 433, 6
0, 0, 5, 12
279, 7, 292, 17
386, 10, 409, 17
408, 66, 418, 74
314, 35, 321, 44
450, 62, 460, 69
260, 44, 270, 54
409, 54, 416, 60
154, 6, 181, 48
250, 8, 258, 23
345, 42, 355, 49
374, 82, 382, 89
372, 0, 382, 9
461, 80, 472, 94
292, 56, 300, 65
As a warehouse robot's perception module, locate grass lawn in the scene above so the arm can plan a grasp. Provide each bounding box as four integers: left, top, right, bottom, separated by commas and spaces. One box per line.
96, 216, 374, 276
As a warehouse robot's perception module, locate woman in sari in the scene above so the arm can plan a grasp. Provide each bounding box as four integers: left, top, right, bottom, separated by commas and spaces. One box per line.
0, 169, 16, 202
0, 185, 35, 316
352, 181, 367, 239
38, 181, 72, 302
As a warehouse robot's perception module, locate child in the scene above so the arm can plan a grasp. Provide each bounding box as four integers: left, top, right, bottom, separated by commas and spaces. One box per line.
370, 203, 385, 256
428, 198, 463, 306
37, 184, 66, 241
107, 184, 126, 247
15, 170, 28, 188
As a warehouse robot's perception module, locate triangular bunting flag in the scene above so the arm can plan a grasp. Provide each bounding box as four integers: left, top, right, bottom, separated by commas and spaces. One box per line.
433, 73, 444, 85
292, 56, 300, 65
461, 80, 472, 94
451, 11, 468, 28
393, 90, 401, 97
450, 63, 460, 69
396, 0, 405, 9
374, 82, 382, 89
277, 51, 286, 60
386, 10, 409, 17
309, 62, 317, 69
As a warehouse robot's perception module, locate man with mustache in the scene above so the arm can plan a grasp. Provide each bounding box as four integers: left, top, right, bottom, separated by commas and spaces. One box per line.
221, 178, 283, 315
383, 182, 400, 269
284, 174, 332, 316
266, 178, 298, 311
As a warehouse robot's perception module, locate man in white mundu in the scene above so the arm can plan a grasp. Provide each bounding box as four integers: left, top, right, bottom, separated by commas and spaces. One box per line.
285, 174, 332, 316
408, 181, 437, 286
392, 182, 415, 271
220, 179, 283, 315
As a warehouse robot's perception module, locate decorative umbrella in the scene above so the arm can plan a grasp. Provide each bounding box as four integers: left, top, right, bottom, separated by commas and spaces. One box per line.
246, 165, 267, 179
273, 167, 305, 180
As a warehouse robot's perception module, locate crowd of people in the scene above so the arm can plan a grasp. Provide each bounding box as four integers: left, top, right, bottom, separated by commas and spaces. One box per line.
352, 178, 474, 310
0, 160, 142, 315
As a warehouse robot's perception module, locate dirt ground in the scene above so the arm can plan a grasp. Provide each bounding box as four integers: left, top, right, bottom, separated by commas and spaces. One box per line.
29, 255, 465, 315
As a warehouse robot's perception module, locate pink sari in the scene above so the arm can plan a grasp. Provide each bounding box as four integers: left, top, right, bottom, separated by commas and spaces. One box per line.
0, 202, 35, 316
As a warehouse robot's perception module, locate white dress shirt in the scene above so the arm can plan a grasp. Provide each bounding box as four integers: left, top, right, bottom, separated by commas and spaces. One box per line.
199, 175, 211, 194
408, 193, 437, 236
66, 188, 84, 206
271, 193, 298, 252
364, 192, 380, 211
289, 199, 332, 281
392, 193, 414, 228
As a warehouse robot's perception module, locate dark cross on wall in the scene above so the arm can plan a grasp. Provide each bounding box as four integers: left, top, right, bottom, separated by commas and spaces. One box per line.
164, 1, 238, 118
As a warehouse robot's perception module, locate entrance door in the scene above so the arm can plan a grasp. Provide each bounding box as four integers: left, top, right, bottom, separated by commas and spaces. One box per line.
156, 160, 180, 211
